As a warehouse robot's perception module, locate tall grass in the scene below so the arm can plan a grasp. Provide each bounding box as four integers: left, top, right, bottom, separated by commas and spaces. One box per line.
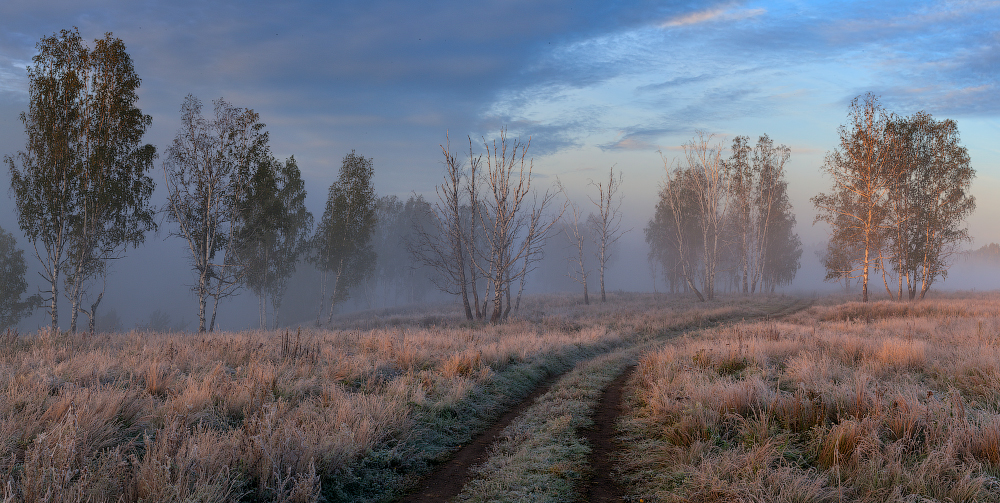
620, 294, 1000, 502
0, 293, 772, 502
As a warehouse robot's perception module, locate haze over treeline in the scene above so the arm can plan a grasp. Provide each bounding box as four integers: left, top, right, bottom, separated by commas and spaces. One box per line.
1, 23, 997, 333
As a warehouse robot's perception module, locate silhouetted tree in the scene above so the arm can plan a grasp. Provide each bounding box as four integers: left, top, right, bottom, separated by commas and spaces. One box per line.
477, 128, 558, 322
588, 167, 627, 302
364, 195, 436, 309
0, 226, 42, 329
411, 136, 479, 320
311, 151, 377, 324
561, 186, 592, 305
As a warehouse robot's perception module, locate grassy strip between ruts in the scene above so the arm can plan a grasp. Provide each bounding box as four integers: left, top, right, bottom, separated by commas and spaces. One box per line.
450, 342, 653, 503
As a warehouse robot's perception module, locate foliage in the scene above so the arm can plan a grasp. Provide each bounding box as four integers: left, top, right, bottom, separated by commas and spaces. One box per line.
885, 111, 975, 299
236, 155, 313, 329
5, 28, 156, 333
726, 134, 800, 293
311, 150, 377, 323
163, 95, 269, 332
813, 94, 974, 301
648, 132, 800, 299
0, 226, 42, 329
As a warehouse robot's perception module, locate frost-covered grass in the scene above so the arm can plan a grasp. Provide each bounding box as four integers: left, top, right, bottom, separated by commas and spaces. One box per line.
621, 293, 1000, 503
0, 293, 781, 502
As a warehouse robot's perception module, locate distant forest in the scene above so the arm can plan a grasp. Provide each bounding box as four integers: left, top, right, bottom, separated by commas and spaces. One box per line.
965, 243, 1000, 264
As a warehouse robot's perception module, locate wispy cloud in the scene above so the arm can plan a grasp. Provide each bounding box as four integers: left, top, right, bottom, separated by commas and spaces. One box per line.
660, 6, 766, 27
0, 56, 29, 95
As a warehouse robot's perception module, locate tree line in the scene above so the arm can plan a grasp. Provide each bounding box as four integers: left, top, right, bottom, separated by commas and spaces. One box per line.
0, 29, 575, 332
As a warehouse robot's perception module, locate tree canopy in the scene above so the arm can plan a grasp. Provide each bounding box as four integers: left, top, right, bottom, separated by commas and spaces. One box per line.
5, 27, 156, 333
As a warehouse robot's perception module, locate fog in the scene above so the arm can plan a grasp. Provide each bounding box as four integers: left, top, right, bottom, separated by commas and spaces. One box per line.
8, 173, 999, 335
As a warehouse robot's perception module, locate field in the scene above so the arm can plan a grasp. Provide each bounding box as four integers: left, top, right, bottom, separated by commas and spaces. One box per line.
620, 293, 1000, 502
2, 292, 997, 502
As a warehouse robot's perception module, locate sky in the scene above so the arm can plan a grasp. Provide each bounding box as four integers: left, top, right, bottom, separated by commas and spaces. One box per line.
1, 0, 999, 329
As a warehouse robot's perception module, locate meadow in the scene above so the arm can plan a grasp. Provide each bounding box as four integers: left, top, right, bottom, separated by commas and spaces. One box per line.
619, 293, 1000, 502
7, 292, 995, 503
0, 293, 780, 503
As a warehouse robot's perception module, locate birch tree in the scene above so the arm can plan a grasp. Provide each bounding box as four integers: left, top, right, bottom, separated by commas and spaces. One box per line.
561, 187, 592, 305
164, 95, 268, 332
478, 128, 557, 323
310, 151, 377, 324
649, 160, 706, 301
410, 137, 478, 320
684, 132, 731, 301
813, 94, 897, 302
884, 112, 974, 299
6, 28, 156, 333
236, 155, 312, 329
587, 167, 627, 302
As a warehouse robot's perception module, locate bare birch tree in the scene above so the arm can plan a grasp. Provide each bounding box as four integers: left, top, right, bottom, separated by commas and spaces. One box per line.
684, 132, 731, 301
651, 158, 706, 301
587, 167, 627, 302
410, 134, 479, 320
417, 128, 558, 322
478, 128, 533, 322
560, 184, 591, 305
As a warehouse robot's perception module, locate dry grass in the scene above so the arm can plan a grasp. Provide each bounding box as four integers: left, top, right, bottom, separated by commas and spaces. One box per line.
0, 293, 775, 502
620, 293, 1000, 503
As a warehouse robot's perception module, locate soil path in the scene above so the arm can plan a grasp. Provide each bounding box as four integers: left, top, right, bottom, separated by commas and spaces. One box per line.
397, 374, 559, 503
398, 299, 813, 502
579, 364, 637, 502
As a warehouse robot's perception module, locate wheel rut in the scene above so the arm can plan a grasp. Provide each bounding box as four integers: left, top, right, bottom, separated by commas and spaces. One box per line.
579, 364, 637, 503
396, 374, 560, 503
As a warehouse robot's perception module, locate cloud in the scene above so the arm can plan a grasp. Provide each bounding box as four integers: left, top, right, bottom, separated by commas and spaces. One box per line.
660, 6, 766, 28
601, 137, 660, 151
597, 126, 686, 152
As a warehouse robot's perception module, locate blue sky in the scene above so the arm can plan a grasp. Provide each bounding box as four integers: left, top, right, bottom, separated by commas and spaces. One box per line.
1, 1, 998, 326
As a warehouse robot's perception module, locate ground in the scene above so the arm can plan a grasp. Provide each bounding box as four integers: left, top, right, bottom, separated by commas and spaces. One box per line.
2, 292, 996, 502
